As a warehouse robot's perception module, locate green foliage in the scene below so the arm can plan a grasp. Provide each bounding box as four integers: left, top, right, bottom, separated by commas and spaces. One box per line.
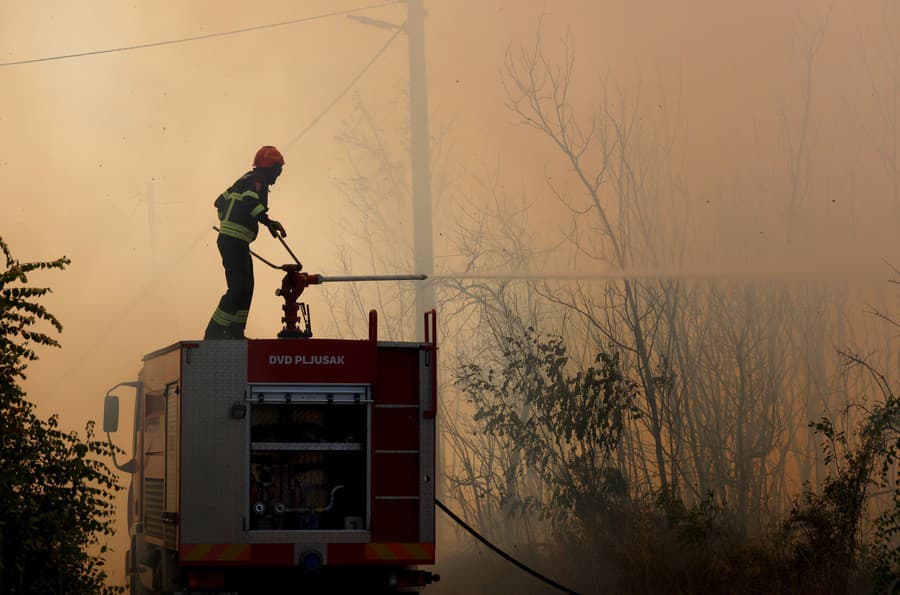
783, 360, 900, 593
0, 237, 124, 594
453, 326, 890, 593
455, 328, 639, 533
584, 490, 873, 595
784, 415, 873, 561
864, 396, 900, 590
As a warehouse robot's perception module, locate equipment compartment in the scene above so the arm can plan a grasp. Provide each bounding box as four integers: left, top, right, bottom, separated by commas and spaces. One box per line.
247, 388, 370, 532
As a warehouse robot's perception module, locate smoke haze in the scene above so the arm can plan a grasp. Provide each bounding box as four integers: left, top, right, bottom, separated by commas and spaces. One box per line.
2, 0, 898, 589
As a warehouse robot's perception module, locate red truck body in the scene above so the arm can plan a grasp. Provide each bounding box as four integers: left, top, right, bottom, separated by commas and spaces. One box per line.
119, 313, 437, 593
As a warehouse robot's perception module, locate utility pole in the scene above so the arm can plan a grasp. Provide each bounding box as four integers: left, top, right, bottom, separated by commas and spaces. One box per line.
407, 0, 434, 341
406, 0, 441, 510
347, 3, 434, 340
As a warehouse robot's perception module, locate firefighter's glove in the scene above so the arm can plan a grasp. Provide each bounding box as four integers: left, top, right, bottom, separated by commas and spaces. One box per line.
267, 220, 287, 238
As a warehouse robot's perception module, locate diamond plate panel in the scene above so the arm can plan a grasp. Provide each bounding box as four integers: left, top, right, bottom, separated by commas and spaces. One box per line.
180, 341, 248, 545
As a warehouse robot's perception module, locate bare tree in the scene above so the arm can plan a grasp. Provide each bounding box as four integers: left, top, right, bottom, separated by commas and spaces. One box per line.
497, 23, 849, 535
324, 14, 899, 554
502, 25, 686, 496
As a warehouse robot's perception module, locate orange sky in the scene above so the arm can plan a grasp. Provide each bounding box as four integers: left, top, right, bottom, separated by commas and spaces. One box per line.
2, 0, 899, 586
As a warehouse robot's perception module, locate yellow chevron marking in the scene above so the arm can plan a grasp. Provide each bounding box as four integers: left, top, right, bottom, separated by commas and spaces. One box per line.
366, 543, 398, 560
220, 544, 250, 561
183, 544, 213, 561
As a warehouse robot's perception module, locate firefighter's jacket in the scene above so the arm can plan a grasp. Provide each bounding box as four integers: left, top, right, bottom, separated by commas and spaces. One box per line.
215, 171, 269, 243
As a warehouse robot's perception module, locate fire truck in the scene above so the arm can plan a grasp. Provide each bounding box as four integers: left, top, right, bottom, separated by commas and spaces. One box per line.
103, 268, 439, 593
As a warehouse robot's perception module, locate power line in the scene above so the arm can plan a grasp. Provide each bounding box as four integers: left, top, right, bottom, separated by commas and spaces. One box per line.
283, 23, 404, 150
0, 1, 403, 67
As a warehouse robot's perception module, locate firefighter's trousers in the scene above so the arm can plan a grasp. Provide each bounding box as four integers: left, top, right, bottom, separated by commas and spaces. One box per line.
204, 234, 254, 339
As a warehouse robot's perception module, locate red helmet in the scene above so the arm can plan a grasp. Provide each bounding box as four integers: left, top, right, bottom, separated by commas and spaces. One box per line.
253, 145, 285, 168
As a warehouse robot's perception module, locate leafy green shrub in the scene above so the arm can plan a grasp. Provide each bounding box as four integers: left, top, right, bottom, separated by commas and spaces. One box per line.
455, 328, 639, 534
0, 237, 123, 594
